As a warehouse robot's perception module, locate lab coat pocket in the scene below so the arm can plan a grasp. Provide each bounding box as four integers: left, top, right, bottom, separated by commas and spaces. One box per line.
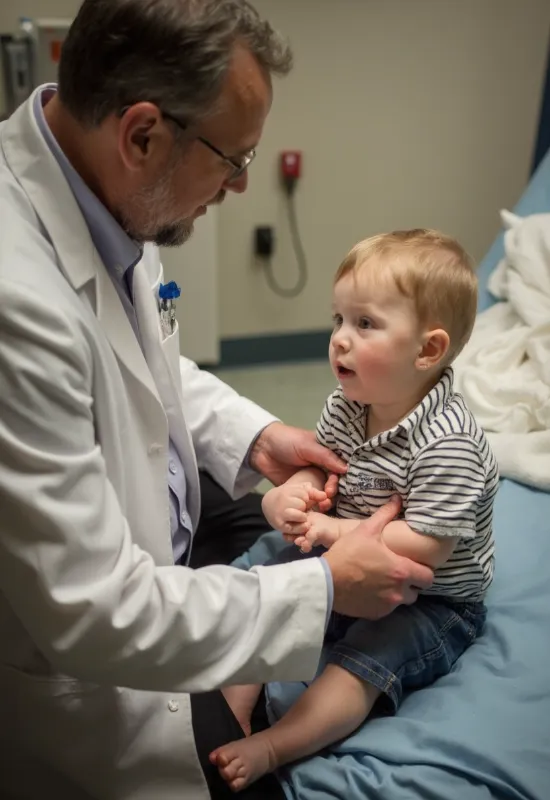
161, 321, 182, 393
0, 662, 127, 787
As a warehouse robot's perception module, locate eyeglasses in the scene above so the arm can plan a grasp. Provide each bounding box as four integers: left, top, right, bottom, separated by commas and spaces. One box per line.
162, 111, 256, 183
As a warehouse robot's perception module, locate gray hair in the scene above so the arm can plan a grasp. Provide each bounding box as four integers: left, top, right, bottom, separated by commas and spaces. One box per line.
58, 0, 293, 127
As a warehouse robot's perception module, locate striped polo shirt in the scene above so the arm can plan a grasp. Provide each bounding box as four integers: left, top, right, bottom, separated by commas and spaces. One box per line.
317, 368, 498, 601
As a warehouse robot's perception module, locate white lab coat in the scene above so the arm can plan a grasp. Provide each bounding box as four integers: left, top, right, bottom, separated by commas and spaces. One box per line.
0, 91, 328, 799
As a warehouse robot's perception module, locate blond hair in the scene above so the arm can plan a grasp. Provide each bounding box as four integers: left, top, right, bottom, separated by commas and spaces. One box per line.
334, 229, 477, 363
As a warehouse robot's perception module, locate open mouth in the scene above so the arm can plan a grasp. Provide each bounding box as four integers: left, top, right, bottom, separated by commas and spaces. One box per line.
337, 365, 355, 379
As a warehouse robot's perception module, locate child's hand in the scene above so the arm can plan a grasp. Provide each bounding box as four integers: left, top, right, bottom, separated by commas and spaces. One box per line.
317, 473, 339, 513
293, 511, 342, 553
262, 482, 328, 535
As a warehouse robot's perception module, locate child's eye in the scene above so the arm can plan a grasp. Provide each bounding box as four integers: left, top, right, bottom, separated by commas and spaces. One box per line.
358, 317, 372, 329
332, 314, 343, 327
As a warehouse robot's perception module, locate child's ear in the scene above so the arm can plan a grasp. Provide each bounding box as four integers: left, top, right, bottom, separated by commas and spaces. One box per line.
416, 329, 450, 370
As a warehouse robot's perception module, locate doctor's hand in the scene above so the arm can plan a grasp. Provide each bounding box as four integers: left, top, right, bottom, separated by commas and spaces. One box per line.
323, 496, 434, 621
249, 423, 346, 487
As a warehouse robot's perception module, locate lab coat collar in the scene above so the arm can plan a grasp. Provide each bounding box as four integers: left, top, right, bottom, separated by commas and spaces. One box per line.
0, 88, 162, 409
33, 84, 143, 284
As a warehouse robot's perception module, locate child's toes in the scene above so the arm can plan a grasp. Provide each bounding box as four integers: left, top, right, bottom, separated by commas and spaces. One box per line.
219, 756, 243, 783
229, 775, 248, 793
208, 747, 223, 766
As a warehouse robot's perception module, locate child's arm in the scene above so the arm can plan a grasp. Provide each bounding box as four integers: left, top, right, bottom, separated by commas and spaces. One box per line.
282, 467, 327, 490
298, 514, 457, 568
380, 520, 457, 569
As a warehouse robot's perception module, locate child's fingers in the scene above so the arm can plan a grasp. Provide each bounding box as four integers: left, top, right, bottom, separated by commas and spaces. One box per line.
305, 530, 320, 547
283, 508, 308, 524
283, 528, 313, 543
296, 483, 313, 501
283, 494, 307, 512
316, 497, 333, 513
282, 521, 309, 536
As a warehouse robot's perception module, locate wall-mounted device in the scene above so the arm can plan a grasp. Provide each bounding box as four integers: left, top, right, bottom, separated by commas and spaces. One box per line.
0, 17, 71, 118
280, 150, 302, 194
255, 150, 308, 299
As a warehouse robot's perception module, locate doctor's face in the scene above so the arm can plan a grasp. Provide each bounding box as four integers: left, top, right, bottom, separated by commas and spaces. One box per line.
114, 45, 271, 248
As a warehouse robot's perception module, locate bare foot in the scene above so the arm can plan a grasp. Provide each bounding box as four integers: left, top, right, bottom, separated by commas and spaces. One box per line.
209, 732, 278, 792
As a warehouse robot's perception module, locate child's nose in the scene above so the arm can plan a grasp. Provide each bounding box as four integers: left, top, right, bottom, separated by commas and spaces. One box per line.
332, 329, 351, 351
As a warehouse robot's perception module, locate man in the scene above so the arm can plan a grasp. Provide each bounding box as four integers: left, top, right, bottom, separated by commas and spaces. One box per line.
0, 1, 433, 798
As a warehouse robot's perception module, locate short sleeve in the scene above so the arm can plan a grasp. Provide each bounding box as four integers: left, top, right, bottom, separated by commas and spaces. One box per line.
405, 435, 487, 539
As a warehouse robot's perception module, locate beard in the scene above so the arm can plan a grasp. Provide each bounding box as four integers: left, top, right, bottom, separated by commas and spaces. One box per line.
144, 189, 225, 246
115, 167, 195, 248
149, 219, 195, 248
114, 169, 226, 248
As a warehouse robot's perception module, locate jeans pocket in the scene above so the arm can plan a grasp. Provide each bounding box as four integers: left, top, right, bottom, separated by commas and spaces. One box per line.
461, 603, 487, 638
441, 607, 485, 662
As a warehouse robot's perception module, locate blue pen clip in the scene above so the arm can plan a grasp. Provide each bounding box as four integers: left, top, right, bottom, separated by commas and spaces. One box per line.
159, 281, 181, 300
159, 282, 181, 335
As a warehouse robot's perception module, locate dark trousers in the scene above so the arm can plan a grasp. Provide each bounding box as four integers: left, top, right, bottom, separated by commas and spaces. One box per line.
189, 472, 285, 800
189, 472, 273, 569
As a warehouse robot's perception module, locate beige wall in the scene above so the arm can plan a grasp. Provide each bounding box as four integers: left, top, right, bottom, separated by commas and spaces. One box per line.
0, 1, 81, 29
2, 0, 549, 341
221, 0, 550, 338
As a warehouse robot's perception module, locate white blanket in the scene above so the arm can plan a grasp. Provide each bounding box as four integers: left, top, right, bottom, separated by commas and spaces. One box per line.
454, 211, 550, 490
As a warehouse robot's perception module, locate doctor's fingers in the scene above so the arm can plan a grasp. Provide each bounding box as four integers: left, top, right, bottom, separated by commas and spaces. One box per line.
324, 473, 339, 498
305, 487, 328, 506
316, 497, 334, 513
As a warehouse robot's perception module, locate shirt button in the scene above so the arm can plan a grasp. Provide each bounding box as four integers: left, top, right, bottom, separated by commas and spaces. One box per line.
169, 461, 177, 475
167, 700, 179, 712
114, 264, 125, 277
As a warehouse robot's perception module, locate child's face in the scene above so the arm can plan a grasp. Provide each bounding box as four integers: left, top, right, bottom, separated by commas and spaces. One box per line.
329, 270, 425, 405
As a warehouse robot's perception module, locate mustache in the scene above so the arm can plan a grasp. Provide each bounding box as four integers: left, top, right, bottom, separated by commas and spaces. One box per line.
211, 190, 226, 206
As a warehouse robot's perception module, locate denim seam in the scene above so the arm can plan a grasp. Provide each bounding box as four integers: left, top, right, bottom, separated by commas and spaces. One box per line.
328, 648, 401, 709
332, 652, 397, 691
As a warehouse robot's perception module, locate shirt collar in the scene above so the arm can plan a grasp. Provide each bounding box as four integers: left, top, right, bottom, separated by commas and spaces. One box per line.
338, 367, 455, 447
397, 367, 455, 435
33, 84, 142, 278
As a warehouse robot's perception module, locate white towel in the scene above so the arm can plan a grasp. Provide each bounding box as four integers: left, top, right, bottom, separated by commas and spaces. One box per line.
454, 211, 550, 490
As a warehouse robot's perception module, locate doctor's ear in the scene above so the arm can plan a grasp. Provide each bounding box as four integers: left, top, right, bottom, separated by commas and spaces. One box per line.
416, 328, 450, 371
117, 102, 171, 169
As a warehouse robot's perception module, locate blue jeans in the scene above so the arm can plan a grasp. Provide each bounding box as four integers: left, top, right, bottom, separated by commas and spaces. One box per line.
269, 544, 487, 715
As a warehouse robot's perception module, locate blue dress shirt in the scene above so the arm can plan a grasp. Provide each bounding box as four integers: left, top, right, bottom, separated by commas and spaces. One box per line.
34, 85, 192, 563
